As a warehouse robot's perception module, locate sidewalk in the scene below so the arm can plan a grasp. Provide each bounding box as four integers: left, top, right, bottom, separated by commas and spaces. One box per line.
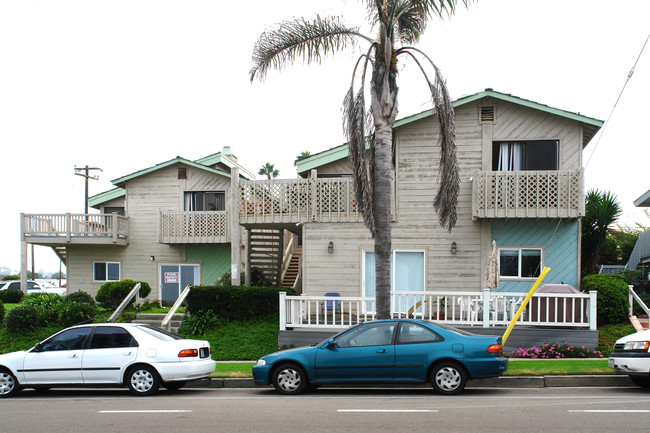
189, 375, 634, 389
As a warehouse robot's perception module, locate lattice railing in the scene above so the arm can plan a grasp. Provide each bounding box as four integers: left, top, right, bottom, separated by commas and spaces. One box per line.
239, 178, 360, 223
473, 170, 583, 219
159, 210, 229, 243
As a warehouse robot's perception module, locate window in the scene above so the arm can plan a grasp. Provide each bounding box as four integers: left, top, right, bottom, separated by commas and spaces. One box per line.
103, 206, 125, 216
39, 327, 92, 351
184, 191, 225, 211
94, 262, 120, 282
89, 327, 137, 349
492, 140, 558, 171
334, 322, 396, 348
499, 248, 542, 279
396, 322, 442, 344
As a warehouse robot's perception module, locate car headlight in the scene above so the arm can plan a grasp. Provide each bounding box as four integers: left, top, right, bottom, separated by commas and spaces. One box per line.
623, 341, 650, 351
255, 359, 266, 367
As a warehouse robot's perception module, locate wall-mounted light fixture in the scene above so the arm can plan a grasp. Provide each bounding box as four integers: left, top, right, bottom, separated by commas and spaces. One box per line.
451, 242, 457, 255
150, 256, 155, 261
328, 241, 334, 254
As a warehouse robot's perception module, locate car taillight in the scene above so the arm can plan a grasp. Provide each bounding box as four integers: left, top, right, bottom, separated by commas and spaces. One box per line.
178, 349, 199, 358
487, 344, 502, 353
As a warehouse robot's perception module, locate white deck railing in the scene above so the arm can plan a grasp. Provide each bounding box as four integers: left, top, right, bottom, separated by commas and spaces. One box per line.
279, 290, 597, 330
22, 213, 128, 242
472, 169, 584, 219
159, 210, 229, 243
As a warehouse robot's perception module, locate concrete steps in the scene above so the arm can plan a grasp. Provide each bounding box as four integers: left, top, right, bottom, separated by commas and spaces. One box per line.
132, 312, 184, 334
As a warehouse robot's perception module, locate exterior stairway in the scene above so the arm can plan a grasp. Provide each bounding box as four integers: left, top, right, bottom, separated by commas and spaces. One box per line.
248, 229, 282, 285
281, 251, 301, 289
132, 313, 184, 334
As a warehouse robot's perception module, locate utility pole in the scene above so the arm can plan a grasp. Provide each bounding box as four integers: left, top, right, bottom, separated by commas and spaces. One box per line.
74, 165, 102, 213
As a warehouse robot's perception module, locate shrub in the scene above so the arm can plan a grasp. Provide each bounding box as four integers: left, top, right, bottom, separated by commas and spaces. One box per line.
581, 274, 630, 325
21, 293, 63, 324
0, 289, 24, 304
511, 342, 603, 359
185, 285, 295, 321
180, 310, 219, 336
65, 291, 96, 306
0, 301, 4, 324
6, 305, 43, 333
58, 301, 98, 327
95, 279, 152, 308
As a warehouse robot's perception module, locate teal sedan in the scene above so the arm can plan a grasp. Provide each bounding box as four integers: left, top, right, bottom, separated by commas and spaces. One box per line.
253, 319, 507, 395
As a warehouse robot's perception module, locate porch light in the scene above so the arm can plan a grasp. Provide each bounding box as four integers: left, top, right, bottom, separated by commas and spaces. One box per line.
150, 256, 155, 261
451, 242, 457, 255
328, 241, 334, 254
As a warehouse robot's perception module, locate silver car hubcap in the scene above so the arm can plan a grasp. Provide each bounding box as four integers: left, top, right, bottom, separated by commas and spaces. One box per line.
435, 367, 461, 391
131, 370, 154, 393
277, 368, 302, 392
0, 372, 15, 395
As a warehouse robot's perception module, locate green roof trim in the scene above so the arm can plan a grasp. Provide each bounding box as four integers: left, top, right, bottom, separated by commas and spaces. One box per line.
298, 89, 604, 173
88, 187, 125, 208
111, 156, 234, 186
194, 150, 255, 180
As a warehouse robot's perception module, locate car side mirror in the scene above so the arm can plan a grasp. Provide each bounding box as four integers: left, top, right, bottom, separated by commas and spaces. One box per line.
32, 343, 43, 352
326, 339, 338, 349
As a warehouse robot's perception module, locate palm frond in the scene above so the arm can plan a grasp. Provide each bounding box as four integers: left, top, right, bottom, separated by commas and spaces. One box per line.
250, 16, 369, 82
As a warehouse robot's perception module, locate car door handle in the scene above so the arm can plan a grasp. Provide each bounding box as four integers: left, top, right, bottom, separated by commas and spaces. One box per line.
69, 354, 78, 359
376, 349, 386, 353
123, 351, 133, 356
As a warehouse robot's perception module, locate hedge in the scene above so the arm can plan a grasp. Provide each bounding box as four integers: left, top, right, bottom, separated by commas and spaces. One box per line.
581, 274, 630, 325
95, 279, 152, 308
185, 285, 296, 321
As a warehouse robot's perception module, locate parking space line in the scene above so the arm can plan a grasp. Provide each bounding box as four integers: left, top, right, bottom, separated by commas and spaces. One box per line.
568, 410, 650, 413
99, 410, 193, 414
338, 409, 437, 413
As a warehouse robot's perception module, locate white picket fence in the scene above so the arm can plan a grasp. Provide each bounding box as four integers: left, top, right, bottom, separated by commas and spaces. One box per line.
279, 289, 597, 330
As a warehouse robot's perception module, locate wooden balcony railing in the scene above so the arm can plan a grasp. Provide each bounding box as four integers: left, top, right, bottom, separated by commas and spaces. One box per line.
238, 178, 361, 224
21, 213, 129, 245
472, 170, 584, 219
159, 210, 229, 244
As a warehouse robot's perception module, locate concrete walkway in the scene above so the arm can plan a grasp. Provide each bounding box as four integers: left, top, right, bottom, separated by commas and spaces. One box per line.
190, 375, 634, 389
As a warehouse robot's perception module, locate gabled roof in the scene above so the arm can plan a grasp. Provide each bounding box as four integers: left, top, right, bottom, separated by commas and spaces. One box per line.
296, 89, 604, 175
634, 188, 650, 207
88, 187, 125, 209
194, 146, 255, 180
111, 156, 235, 187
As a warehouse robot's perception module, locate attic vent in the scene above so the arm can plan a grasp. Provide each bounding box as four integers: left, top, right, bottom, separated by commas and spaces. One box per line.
480, 106, 495, 123
178, 168, 187, 180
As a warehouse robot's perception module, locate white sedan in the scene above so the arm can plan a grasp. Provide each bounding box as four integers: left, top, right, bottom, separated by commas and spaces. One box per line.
0, 323, 216, 397
609, 328, 650, 388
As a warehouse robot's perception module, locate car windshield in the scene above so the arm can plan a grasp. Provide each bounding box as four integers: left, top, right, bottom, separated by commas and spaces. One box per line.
136, 325, 183, 341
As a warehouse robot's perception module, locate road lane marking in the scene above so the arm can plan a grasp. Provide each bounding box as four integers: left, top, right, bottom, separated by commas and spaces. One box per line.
568, 409, 650, 413
99, 410, 192, 414
338, 409, 437, 413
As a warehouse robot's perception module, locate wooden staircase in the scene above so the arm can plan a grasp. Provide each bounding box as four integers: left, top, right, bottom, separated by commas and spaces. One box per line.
248, 229, 283, 285
281, 250, 301, 289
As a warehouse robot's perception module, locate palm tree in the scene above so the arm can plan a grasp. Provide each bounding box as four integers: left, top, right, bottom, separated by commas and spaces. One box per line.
251, 1, 465, 319
581, 189, 622, 276
294, 151, 311, 166
258, 162, 279, 180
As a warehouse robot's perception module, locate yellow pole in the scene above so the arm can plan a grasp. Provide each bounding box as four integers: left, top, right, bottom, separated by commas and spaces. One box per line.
502, 267, 551, 345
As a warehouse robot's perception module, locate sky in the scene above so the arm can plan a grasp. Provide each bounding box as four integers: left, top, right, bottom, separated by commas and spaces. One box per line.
1, 0, 649, 274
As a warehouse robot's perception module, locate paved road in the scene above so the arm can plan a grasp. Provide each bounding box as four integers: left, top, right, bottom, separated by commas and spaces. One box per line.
2, 386, 649, 433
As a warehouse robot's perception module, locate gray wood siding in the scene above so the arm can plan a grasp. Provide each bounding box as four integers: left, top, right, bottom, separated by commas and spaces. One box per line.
302, 100, 584, 296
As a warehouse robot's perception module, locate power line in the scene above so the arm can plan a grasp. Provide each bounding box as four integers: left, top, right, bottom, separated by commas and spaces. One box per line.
585, 33, 650, 169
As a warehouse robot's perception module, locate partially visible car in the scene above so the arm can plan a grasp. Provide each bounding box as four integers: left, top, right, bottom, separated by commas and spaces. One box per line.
0, 323, 216, 397
0, 280, 66, 296
609, 328, 650, 388
253, 319, 507, 395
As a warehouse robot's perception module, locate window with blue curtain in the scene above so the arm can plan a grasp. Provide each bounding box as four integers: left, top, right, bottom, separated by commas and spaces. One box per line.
363, 250, 424, 313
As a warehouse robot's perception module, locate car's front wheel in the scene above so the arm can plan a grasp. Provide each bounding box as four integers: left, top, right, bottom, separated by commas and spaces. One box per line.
0, 368, 19, 398
127, 365, 161, 396
629, 375, 650, 388
272, 363, 308, 395
431, 362, 467, 395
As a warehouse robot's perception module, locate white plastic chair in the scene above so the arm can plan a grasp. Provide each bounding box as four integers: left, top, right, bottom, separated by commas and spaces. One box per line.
457, 297, 478, 322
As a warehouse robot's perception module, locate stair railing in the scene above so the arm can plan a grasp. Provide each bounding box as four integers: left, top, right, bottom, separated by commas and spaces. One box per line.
162, 284, 191, 331
629, 285, 650, 317
280, 235, 295, 284
108, 283, 141, 323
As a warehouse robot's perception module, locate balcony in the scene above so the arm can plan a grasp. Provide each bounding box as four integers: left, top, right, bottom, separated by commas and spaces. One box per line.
21, 213, 129, 245
159, 210, 229, 244
238, 178, 362, 225
472, 170, 584, 219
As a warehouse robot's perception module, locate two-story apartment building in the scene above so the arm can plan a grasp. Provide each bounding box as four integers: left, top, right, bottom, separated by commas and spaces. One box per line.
21, 90, 603, 311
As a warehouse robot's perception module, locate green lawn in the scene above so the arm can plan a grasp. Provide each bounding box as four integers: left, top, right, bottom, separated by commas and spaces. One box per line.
504, 359, 611, 376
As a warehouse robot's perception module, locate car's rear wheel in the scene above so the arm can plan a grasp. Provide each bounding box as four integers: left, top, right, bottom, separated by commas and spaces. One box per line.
164, 381, 187, 392
629, 375, 650, 388
127, 365, 161, 396
272, 363, 308, 395
0, 368, 19, 398
431, 362, 467, 395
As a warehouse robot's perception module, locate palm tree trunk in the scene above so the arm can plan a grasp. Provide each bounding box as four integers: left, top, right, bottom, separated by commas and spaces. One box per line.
374, 124, 393, 319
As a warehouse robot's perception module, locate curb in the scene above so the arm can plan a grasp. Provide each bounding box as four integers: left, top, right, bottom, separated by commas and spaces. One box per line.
188, 375, 634, 389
